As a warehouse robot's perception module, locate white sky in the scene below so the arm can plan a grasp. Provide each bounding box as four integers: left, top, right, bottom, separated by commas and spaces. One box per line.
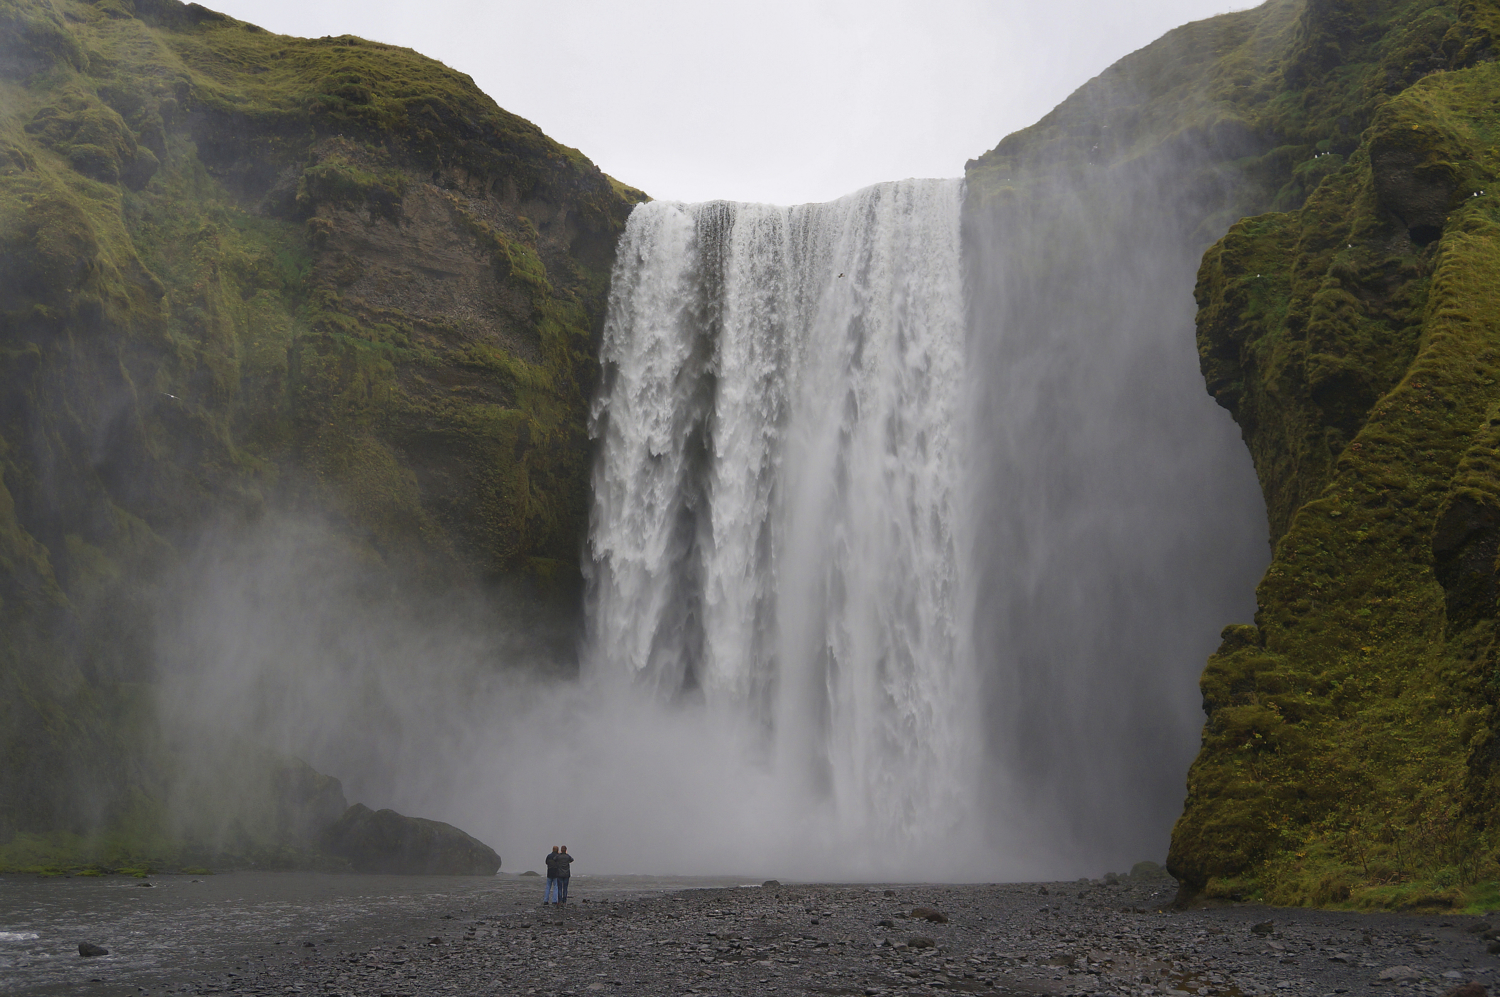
205, 1, 1246, 205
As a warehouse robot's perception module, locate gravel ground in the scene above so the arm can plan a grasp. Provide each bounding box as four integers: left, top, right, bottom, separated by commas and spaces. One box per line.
113, 877, 1499, 997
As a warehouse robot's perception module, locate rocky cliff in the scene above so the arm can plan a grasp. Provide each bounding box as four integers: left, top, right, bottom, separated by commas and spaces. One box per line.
972, 0, 1500, 907
1181, 1, 1500, 908
0, 0, 642, 868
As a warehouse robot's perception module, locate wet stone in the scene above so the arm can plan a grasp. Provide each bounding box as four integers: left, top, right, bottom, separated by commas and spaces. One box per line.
26, 877, 1499, 997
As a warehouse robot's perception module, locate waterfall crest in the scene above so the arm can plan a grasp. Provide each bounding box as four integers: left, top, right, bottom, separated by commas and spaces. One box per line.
588, 180, 978, 859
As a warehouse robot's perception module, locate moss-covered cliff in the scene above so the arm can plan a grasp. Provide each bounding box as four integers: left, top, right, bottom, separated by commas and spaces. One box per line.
0, 0, 642, 866
1180, 4, 1500, 907
968, 0, 1500, 906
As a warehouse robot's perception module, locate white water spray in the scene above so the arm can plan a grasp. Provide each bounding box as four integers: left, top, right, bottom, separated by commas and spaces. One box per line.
587, 180, 982, 874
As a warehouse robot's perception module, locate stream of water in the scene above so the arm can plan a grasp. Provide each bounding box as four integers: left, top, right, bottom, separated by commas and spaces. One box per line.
588, 180, 978, 868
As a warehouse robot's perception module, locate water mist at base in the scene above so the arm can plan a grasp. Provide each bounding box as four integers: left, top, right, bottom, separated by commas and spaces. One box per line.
152, 165, 1266, 882
587, 180, 986, 878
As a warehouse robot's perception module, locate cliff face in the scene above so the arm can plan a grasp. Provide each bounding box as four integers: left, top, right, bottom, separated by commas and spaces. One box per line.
967, 0, 1500, 905
1180, 3, 1500, 907
0, 0, 641, 861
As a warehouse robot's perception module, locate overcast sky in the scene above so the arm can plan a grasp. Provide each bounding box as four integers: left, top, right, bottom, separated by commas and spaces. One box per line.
205, 1, 1246, 204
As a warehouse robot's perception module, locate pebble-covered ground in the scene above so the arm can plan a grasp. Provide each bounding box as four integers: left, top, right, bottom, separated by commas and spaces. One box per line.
127, 877, 1498, 997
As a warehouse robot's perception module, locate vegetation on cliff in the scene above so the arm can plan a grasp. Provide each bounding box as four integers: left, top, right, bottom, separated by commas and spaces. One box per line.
0, 0, 642, 870
969, 0, 1500, 907
1182, 5, 1500, 908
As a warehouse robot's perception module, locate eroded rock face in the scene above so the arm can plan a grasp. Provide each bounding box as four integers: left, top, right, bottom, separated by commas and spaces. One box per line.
322, 804, 500, 875
1370, 141, 1460, 244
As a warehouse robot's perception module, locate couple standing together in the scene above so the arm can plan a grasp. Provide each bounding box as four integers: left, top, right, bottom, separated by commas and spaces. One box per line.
544, 845, 573, 903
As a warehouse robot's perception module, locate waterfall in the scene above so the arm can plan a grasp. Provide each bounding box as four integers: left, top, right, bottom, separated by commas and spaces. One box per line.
588, 180, 978, 861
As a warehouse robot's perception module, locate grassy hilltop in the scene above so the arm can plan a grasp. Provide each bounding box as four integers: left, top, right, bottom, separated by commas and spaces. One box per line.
0, 0, 642, 870
970, 0, 1500, 908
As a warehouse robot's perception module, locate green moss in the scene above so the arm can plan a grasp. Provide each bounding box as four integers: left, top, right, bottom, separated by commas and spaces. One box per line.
1172, 52, 1500, 904
295, 147, 405, 221
0, 0, 89, 80
0, 0, 641, 855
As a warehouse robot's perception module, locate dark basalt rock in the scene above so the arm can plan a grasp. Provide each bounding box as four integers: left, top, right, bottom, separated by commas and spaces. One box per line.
322, 804, 500, 875
78, 942, 108, 957
1431, 495, 1500, 631
273, 759, 349, 848
1371, 141, 1459, 244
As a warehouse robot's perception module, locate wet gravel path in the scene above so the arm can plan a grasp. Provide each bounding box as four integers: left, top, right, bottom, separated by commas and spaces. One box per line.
13, 877, 1500, 996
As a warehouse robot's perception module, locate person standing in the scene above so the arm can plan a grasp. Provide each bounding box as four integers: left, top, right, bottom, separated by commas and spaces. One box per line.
544, 846, 560, 904
555, 845, 574, 903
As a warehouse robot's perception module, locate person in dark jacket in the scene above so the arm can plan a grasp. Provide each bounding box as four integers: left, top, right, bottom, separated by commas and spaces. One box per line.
555, 846, 574, 903
544, 846, 560, 904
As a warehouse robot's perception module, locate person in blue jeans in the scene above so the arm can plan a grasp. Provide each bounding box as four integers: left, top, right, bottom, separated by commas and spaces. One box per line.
544, 846, 560, 904
554, 846, 574, 903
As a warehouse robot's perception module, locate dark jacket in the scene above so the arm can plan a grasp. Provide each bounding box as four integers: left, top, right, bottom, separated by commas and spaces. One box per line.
545, 852, 559, 879
555, 852, 573, 878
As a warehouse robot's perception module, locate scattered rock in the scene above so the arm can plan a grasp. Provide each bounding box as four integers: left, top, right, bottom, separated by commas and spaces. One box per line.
1252, 921, 1275, 936
911, 907, 949, 923
56, 880, 1485, 996
322, 803, 500, 875
78, 942, 109, 957
1037, 886, 1049, 896
1379, 966, 1422, 982
1440, 984, 1485, 997
1466, 923, 1490, 934
882, 889, 895, 897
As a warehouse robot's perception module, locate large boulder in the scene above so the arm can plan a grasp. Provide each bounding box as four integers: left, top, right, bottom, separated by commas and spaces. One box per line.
322, 804, 500, 875
273, 759, 349, 847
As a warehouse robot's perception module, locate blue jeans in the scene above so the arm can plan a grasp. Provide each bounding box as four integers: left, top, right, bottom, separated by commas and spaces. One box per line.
545, 877, 558, 903
556, 877, 570, 903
